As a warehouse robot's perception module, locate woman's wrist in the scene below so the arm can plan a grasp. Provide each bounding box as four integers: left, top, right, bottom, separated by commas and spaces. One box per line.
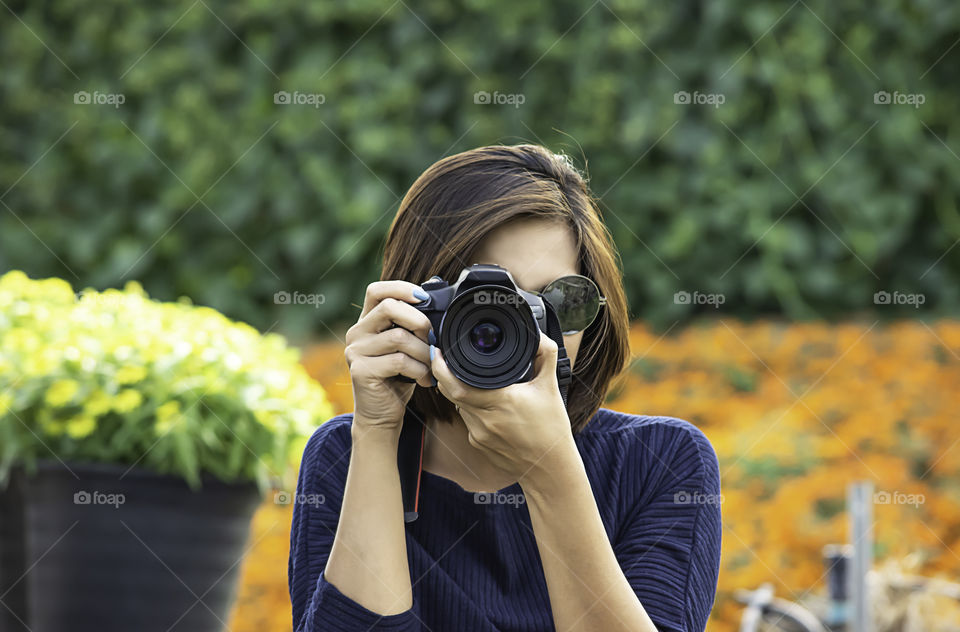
518, 434, 583, 502
351, 415, 403, 447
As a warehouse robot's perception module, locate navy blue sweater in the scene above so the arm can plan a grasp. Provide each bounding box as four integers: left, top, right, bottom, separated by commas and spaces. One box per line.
288, 408, 722, 631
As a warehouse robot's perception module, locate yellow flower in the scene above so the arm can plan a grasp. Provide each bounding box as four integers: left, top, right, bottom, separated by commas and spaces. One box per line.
37, 277, 75, 300
122, 280, 147, 297
155, 400, 182, 434
45, 379, 80, 407
113, 388, 143, 413
24, 350, 60, 377
115, 365, 147, 385
253, 408, 279, 431
84, 389, 112, 417
0, 269, 29, 288
38, 410, 65, 437
65, 415, 96, 439
6, 328, 40, 353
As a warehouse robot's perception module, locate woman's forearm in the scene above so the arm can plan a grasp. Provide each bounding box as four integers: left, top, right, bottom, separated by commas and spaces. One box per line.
521, 438, 658, 632
323, 421, 413, 615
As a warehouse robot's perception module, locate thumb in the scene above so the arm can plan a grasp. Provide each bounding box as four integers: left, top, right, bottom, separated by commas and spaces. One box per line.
532, 330, 560, 387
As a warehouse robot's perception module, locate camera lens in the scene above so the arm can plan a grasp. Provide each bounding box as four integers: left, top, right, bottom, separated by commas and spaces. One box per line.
470, 321, 502, 353
440, 285, 539, 388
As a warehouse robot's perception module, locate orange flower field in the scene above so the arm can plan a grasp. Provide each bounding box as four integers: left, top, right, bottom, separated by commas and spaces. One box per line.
228, 319, 960, 631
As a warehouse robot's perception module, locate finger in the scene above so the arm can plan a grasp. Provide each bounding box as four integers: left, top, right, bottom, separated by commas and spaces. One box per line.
349, 326, 431, 368
430, 345, 463, 403
532, 330, 560, 388
359, 280, 427, 319
353, 297, 433, 343
430, 346, 496, 409
346, 328, 433, 388
350, 351, 431, 386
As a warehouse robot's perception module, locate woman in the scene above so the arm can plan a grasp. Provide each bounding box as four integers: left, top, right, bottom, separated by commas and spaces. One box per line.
288, 144, 722, 631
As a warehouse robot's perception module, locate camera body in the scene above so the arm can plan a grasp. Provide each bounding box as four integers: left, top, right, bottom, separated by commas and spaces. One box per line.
395, 264, 573, 523
404, 264, 572, 391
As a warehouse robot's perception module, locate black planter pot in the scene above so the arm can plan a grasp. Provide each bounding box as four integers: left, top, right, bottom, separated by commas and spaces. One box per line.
0, 459, 263, 632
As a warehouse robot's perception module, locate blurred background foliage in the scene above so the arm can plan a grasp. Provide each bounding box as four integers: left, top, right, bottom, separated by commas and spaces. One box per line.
2, 0, 958, 341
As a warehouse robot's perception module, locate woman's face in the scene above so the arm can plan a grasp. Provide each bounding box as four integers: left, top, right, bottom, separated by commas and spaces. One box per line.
471, 217, 585, 370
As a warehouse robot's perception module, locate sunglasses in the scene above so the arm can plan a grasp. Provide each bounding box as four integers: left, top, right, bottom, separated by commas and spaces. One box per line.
536, 274, 607, 335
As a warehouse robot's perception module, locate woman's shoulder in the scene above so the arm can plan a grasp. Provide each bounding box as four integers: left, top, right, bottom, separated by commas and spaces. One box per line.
586, 407, 715, 447
583, 407, 719, 482
299, 413, 355, 468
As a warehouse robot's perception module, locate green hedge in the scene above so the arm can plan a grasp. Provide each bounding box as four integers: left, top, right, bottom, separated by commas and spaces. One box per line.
1, 0, 958, 338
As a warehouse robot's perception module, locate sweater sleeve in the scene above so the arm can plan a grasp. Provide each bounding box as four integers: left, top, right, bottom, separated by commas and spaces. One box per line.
288, 416, 422, 631
610, 419, 722, 632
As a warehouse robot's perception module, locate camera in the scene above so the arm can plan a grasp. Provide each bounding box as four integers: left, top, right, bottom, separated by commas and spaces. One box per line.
394, 264, 572, 392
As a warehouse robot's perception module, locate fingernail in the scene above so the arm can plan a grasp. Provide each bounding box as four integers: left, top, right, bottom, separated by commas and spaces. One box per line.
428, 329, 436, 345
413, 288, 429, 301
429, 344, 435, 363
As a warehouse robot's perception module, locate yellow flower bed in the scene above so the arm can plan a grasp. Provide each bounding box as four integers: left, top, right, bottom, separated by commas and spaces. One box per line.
229, 319, 960, 631
0, 270, 332, 490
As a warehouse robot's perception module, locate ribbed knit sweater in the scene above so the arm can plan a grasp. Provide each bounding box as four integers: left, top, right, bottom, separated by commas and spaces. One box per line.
288, 407, 722, 632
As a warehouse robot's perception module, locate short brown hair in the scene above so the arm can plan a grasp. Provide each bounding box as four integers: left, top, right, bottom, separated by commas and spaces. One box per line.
381, 144, 631, 433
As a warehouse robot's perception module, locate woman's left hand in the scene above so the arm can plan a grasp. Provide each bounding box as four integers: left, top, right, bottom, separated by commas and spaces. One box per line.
429, 330, 576, 483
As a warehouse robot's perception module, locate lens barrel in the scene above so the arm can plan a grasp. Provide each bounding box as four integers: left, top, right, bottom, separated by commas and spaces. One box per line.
439, 285, 539, 389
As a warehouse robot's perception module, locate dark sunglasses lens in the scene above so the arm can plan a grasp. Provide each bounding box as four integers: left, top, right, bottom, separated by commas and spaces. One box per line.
541, 276, 601, 334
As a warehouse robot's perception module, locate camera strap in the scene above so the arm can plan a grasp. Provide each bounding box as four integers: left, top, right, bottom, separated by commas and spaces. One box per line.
398, 304, 573, 523
398, 404, 427, 523
543, 297, 573, 408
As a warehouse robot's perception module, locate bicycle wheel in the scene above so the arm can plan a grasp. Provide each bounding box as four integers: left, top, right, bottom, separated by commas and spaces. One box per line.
755, 598, 828, 632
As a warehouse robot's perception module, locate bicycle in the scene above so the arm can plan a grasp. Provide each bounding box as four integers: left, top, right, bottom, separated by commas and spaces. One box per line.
735, 556, 960, 632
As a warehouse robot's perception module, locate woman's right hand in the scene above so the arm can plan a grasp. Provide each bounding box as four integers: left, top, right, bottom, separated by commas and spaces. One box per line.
344, 280, 435, 436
